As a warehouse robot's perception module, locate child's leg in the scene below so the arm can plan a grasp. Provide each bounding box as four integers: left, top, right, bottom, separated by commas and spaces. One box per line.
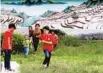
27, 48, 29, 56
33, 38, 39, 52
47, 52, 51, 67
43, 56, 47, 65
24, 47, 29, 56
7, 50, 11, 69
4, 50, 8, 69
34, 44, 38, 52
43, 50, 51, 67
4, 50, 11, 70
43, 50, 48, 65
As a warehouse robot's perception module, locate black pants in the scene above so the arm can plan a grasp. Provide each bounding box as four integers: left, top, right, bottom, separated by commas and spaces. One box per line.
43, 50, 51, 67
33, 37, 39, 52
4, 50, 12, 69
33, 43, 38, 52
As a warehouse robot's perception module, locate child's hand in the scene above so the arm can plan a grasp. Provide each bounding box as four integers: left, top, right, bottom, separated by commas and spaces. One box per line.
39, 40, 42, 43
9, 46, 12, 49
40, 40, 45, 43
41, 40, 46, 43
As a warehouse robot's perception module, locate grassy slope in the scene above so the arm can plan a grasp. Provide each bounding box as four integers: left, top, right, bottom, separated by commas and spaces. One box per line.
1, 38, 103, 73
11, 39, 103, 73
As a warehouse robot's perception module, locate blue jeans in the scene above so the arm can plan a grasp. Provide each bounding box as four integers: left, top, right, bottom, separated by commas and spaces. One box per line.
24, 47, 29, 56
4, 50, 12, 69
43, 50, 51, 67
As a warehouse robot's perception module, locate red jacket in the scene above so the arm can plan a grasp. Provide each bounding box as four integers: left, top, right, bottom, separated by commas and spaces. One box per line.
40, 33, 54, 52
52, 34, 59, 45
2, 30, 13, 50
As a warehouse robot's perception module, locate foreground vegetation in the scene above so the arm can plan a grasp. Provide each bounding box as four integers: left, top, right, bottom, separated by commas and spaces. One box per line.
1, 36, 103, 73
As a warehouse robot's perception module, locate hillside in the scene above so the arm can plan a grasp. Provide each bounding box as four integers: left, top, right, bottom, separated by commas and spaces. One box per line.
35, 5, 103, 30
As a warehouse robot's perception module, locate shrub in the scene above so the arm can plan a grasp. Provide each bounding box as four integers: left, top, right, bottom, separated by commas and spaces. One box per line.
13, 33, 25, 54
1, 33, 25, 54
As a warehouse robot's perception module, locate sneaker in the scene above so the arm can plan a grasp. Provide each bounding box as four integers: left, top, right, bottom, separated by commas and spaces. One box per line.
7, 69, 15, 71
43, 64, 47, 68
5, 69, 8, 71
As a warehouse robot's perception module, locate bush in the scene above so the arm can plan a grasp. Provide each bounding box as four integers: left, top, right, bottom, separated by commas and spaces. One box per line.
1, 33, 25, 54
13, 33, 25, 54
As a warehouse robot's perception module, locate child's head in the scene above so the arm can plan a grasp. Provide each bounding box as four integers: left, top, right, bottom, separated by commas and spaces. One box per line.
8, 23, 16, 32
35, 23, 40, 29
24, 35, 29, 40
51, 30, 55, 35
43, 26, 50, 34
29, 26, 32, 31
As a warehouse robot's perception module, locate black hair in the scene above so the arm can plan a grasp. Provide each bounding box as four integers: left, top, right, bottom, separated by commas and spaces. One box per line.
8, 23, 16, 29
29, 26, 32, 28
35, 23, 40, 27
29, 26, 32, 29
50, 30, 57, 34
43, 26, 50, 31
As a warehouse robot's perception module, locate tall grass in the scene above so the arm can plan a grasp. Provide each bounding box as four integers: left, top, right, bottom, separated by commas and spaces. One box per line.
20, 36, 103, 73
1, 36, 103, 73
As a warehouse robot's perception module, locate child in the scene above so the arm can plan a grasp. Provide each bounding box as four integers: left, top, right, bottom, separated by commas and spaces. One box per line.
23, 35, 31, 57
32, 24, 41, 52
51, 31, 59, 49
2, 23, 16, 71
40, 26, 54, 68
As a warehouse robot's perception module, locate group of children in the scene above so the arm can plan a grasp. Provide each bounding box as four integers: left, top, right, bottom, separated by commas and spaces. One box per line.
2, 23, 59, 71
23, 25, 59, 68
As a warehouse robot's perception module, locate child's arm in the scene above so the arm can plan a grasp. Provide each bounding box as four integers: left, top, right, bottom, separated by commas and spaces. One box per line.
28, 40, 32, 44
41, 40, 52, 44
8, 37, 11, 49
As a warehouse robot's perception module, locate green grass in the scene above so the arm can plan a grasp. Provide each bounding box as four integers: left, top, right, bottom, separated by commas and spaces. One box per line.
1, 37, 103, 73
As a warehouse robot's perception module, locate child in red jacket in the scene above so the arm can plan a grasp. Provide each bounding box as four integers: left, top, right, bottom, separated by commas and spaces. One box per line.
51, 31, 59, 49
40, 26, 54, 68
2, 24, 16, 71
